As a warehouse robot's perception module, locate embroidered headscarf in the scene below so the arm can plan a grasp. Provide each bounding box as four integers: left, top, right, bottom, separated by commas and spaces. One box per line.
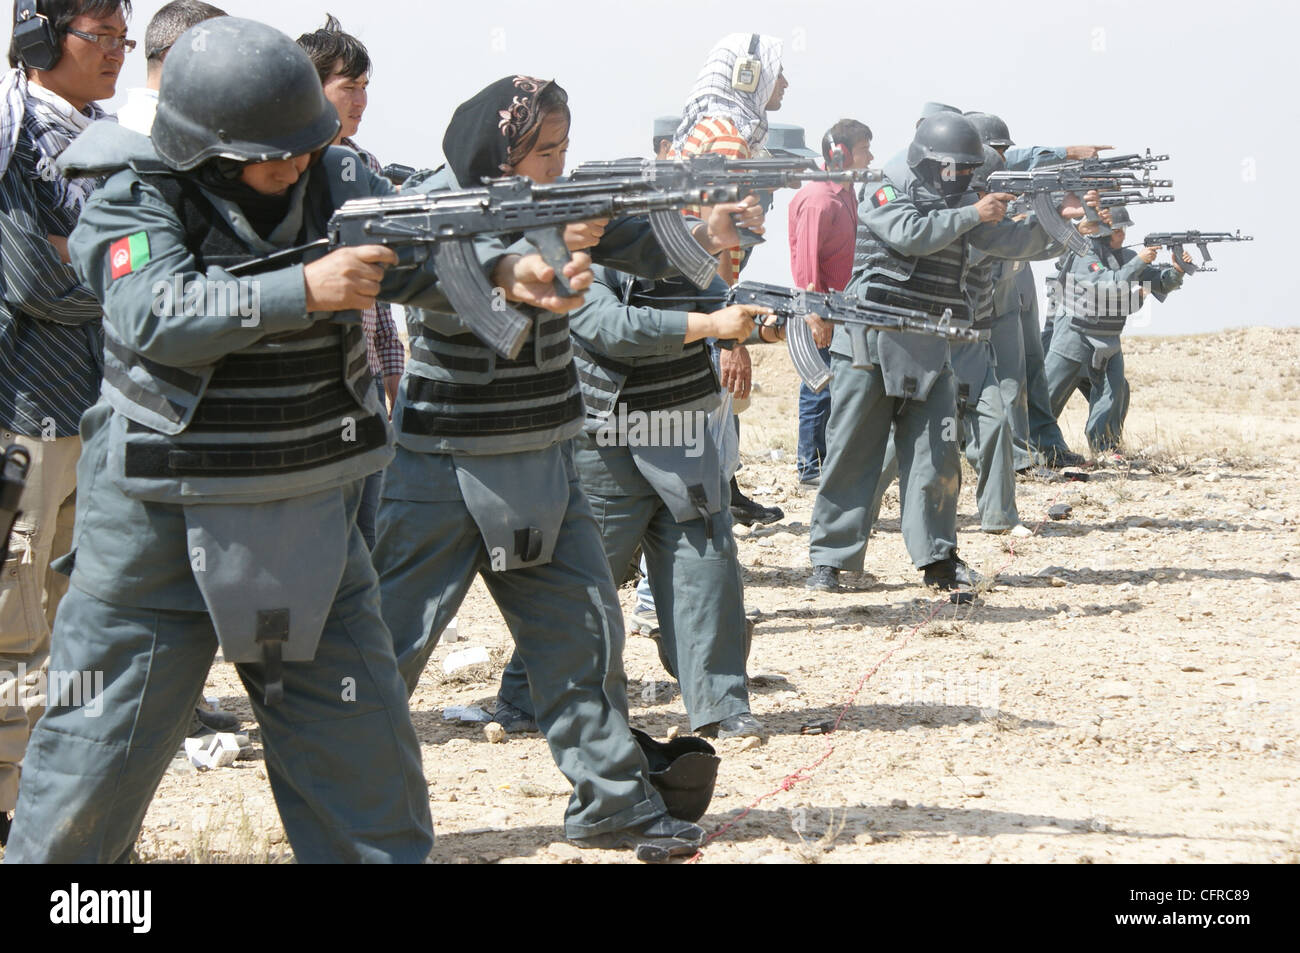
442, 75, 569, 186
671, 33, 783, 154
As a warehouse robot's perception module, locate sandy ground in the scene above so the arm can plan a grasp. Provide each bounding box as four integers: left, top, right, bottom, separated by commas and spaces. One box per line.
72, 327, 1300, 864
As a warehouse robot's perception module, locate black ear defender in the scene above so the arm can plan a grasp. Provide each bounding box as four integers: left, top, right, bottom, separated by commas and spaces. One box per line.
731, 33, 762, 93
13, 0, 62, 71
824, 132, 850, 171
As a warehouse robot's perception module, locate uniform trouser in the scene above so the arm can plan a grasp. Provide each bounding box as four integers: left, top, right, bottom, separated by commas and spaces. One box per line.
810, 352, 960, 572
5, 539, 434, 863
867, 357, 1019, 534
956, 345, 1021, 532
0, 431, 79, 814
1024, 309, 1071, 457
796, 346, 833, 480
1043, 344, 1130, 453
500, 461, 750, 732
374, 449, 665, 839
989, 310, 1036, 471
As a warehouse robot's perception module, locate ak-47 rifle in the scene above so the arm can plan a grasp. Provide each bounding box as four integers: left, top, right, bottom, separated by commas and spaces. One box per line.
987, 168, 1174, 255
568, 156, 881, 288
1139, 230, 1255, 274
725, 281, 980, 392
1047, 149, 1176, 222
227, 175, 743, 360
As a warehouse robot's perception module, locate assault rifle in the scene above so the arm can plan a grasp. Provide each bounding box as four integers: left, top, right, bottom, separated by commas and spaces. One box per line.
569, 156, 882, 288
227, 176, 743, 360
1043, 149, 1175, 224
380, 163, 417, 186
725, 281, 979, 392
987, 169, 1174, 256
1139, 230, 1255, 274
1, 445, 30, 567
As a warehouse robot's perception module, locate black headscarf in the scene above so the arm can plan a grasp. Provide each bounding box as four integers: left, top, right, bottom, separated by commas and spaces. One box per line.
195, 156, 320, 240
442, 75, 567, 186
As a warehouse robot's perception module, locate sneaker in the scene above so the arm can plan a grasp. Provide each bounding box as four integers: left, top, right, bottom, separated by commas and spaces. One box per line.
696, 712, 766, 740
922, 553, 982, 591
798, 473, 821, 488
628, 607, 659, 637
492, 699, 539, 734
805, 565, 841, 592
982, 524, 1033, 538
571, 813, 705, 862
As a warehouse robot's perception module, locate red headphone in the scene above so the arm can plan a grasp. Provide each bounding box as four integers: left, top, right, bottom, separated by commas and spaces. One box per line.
824, 132, 850, 172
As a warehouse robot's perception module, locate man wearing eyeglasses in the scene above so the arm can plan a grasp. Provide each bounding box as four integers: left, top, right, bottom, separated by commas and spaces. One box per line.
0, 0, 131, 848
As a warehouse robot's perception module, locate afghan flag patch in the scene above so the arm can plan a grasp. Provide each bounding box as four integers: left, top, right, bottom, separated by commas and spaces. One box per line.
109, 232, 150, 280
1089, 261, 1103, 272
871, 185, 897, 208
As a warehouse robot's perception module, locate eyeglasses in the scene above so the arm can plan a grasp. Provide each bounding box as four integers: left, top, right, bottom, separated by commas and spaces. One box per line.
65, 29, 136, 53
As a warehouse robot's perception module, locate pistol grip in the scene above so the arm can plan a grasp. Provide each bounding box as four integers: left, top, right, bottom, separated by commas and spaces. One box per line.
524, 226, 576, 298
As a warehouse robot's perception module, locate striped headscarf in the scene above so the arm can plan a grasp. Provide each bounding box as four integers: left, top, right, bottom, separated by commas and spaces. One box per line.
671, 33, 783, 155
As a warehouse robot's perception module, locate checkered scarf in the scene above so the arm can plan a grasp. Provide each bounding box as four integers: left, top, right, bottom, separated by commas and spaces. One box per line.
671, 33, 782, 155
0, 68, 107, 214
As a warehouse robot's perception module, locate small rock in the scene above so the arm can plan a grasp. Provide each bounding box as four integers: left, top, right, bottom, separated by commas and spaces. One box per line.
1098, 682, 1135, 699
1126, 515, 1155, 527
769, 449, 786, 462
483, 722, 507, 744
1048, 504, 1073, 520
1257, 510, 1288, 525
666, 725, 681, 740
890, 798, 908, 809
738, 735, 763, 751
1180, 665, 1204, 673
1205, 472, 1221, 483
1050, 576, 1068, 588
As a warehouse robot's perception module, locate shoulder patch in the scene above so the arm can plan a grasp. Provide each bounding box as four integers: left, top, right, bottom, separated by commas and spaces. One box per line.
871, 185, 897, 208
1088, 261, 1102, 272
109, 232, 151, 280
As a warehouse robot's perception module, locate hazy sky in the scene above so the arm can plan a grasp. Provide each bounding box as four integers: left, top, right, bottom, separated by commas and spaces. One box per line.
100, 0, 1295, 336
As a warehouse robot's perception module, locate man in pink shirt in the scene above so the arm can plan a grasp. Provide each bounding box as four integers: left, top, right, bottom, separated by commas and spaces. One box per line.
788, 119, 873, 485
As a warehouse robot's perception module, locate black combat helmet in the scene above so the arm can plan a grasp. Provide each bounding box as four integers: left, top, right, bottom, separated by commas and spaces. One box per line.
964, 111, 1015, 148
908, 113, 985, 203
152, 17, 340, 171
970, 145, 1006, 193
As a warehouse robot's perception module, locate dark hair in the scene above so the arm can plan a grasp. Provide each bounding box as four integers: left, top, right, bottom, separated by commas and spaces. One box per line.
509, 80, 569, 166
652, 135, 672, 153
821, 118, 872, 165
8, 0, 132, 68
144, 0, 223, 62
296, 13, 370, 83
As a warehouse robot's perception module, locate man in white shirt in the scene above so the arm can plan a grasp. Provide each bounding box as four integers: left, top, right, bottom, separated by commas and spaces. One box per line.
115, 0, 223, 135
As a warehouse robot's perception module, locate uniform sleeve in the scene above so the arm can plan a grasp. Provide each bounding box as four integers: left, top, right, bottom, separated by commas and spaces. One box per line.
1003, 146, 1066, 172
68, 173, 313, 368
967, 214, 1058, 260
861, 190, 982, 257
1074, 250, 1150, 288
567, 266, 689, 358
0, 149, 101, 326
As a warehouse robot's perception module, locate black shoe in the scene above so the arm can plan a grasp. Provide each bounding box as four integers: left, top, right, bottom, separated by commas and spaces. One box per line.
571, 814, 705, 862
696, 712, 766, 740
729, 477, 783, 526
805, 565, 841, 592
493, 699, 539, 734
798, 473, 821, 487
1042, 448, 1087, 468
193, 705, 241, 733
0, 810, 11, 848
922, 554, 982, 592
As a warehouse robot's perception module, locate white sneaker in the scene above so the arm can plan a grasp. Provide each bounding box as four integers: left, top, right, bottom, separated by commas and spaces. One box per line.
1009, 524, 1034, 538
